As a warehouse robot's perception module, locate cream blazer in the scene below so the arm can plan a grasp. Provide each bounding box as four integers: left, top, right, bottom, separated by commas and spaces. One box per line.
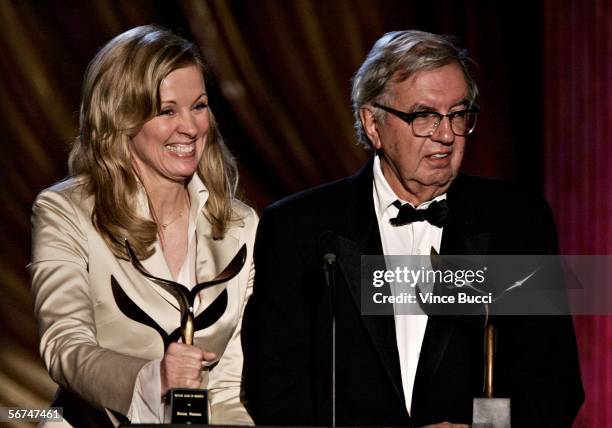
29, 176, 257, 426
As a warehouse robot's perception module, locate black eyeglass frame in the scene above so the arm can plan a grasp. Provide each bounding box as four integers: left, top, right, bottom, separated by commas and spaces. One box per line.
373, 102, 480, 137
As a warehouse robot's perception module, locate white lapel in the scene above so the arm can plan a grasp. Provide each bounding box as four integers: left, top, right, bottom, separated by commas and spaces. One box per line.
185, 174, 244, 317
139, 242, 181, 310
114, 256, 182, 334
193, 211, 241, 317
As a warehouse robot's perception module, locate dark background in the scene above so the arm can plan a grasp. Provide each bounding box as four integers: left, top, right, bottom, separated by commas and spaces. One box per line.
0, 1, 609, 426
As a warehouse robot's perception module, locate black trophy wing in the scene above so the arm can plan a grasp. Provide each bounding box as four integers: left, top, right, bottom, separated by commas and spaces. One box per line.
111, 275, 170, 349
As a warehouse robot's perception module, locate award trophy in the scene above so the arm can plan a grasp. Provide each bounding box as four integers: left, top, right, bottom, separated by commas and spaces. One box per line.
113, 240, 247, 424
428, 249, 511, 427
472, 324, 511, 428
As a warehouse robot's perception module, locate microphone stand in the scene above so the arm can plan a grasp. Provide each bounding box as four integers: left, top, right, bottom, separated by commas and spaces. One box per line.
323, 253, 337, 427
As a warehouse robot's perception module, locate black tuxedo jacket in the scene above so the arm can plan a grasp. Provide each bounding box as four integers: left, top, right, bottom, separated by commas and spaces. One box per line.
242, 160, 583, 427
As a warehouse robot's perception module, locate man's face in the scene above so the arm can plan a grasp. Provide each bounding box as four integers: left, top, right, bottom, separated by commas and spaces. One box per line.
362, 63, 469, 203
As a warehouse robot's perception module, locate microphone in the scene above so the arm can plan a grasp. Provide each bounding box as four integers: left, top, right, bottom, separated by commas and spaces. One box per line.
323, 252, 337, 267
319, 230, 339, 286
317, 231, 339, 427
323, 252, 337, 288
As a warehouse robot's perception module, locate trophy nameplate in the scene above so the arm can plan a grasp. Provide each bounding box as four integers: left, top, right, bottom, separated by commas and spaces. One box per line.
167, 388, 208, 424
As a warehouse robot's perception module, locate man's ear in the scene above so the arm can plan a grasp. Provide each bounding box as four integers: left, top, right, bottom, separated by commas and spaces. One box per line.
359, 105, 382, 150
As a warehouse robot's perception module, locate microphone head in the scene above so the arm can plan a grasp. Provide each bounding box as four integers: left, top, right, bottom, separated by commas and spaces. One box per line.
323, 253, 337, 265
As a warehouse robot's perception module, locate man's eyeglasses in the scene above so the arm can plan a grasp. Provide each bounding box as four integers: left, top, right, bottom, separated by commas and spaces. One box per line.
373, 103, 479, 137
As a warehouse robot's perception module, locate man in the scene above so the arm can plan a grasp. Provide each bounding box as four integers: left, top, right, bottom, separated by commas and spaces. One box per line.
242, 30, 583, 427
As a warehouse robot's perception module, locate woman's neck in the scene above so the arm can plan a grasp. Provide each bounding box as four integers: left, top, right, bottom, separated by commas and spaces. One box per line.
144, 179, 189, 226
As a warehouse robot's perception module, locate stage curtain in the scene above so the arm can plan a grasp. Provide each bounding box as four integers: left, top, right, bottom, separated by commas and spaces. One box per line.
543, 1, 612, 426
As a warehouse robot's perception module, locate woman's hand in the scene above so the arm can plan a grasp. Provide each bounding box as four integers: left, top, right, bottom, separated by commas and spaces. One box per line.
160, 342, 217, 397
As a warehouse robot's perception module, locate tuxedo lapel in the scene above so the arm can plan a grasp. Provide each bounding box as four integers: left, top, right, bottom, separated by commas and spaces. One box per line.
441, 175, 492, 256
417, 175, 492, 382
337, 159, 406, 407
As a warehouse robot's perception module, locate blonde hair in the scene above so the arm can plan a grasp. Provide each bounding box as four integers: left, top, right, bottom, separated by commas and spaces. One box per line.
69, 25, 238, 259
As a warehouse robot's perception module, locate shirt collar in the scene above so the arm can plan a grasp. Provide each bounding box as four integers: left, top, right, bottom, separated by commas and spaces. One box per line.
133, 173, 209, 221
373, 154, 447, 219
186, 173, 209, 221
373, 154, 400, 219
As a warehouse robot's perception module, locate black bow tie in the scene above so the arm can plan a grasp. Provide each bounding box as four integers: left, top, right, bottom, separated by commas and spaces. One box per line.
389, 199, 449, 227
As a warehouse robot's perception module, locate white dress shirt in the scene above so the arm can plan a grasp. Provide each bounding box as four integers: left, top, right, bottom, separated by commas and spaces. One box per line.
372, 155, 446, 415
127, 177, 209, 424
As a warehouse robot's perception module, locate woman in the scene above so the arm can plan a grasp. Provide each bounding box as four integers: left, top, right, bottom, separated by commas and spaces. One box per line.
29, 25, 256, 426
